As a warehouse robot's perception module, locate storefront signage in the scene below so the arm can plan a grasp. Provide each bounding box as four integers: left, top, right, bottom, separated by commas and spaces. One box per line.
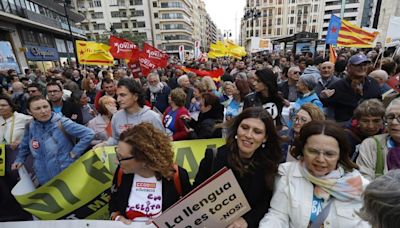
25, 45, 59, 61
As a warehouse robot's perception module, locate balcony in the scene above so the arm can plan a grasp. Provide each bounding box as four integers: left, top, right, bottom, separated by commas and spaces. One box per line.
25, 10, 62, 29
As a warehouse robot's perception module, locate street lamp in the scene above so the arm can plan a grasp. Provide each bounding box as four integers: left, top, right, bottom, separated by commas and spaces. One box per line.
244, 7, 261, 37
63, 0, 78, 67
223, 30, 232, 39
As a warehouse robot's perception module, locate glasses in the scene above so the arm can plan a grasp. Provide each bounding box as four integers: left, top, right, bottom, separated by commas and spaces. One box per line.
47, 90, 61, 94
384, 114, 400, 124
304, 148, 339, 159
293, 116, 309, 124
115, 148, 136, 165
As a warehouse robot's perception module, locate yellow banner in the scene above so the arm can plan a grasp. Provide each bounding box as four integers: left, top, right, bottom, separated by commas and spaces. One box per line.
13, 139, 225, 220
0, 143, 5, 176
76, 41, 114, 66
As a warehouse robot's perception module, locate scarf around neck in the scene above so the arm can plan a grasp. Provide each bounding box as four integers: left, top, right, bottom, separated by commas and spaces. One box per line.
300, 161, 363, 202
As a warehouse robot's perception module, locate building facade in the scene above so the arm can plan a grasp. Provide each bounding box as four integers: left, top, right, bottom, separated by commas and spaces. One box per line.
240, 0, 373, 50
0, 0, 85, 73
77, 0, 217, 54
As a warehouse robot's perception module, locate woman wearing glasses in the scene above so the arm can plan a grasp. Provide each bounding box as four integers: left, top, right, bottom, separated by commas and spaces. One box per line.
260, 120, 369, 228
285, 103, 325, 161
109, 123, 191, 224
357, 98, 400, 181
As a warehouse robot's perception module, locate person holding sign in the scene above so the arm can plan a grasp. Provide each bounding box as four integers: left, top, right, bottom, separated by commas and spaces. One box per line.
11, 96, 94, 185
109, 122, 192, 224
193, 107, 283, 228
259, 120, 369, 228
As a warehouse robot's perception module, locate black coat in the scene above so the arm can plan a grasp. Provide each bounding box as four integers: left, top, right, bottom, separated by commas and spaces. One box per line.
322, 76, 381, 122
243, 92, 284, 127
61, 100, 83, 124
109, 166, 192, 218
193, 146, 272, 228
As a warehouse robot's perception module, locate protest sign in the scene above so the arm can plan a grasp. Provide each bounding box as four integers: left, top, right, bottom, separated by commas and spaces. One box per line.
12, 139, 225, 220
153, 168, 251, 228
387, 74, 400, 93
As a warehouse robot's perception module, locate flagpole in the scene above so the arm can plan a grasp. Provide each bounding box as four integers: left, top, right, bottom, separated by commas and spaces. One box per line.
340, 0, 345, 19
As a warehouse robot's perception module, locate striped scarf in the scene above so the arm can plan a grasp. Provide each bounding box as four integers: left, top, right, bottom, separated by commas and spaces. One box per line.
300, 162, 363, 202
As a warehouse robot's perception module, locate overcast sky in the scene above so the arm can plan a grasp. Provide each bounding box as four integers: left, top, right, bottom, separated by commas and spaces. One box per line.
203, 0, 246, 43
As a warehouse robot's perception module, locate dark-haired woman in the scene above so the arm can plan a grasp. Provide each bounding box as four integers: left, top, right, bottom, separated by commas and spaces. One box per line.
70, 90, 97, 125
95, 78, 164, 147
0, 94, 32, 150
260, 120, 369, 228
243, 69, 285, 129
193, 107, 283, 228
109, 123, 191, 224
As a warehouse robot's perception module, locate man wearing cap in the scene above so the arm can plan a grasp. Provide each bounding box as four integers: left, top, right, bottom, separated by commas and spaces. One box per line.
322, 53, 381, 124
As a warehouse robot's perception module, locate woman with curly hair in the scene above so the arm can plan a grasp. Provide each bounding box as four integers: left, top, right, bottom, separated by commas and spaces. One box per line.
109, 122, 191, 224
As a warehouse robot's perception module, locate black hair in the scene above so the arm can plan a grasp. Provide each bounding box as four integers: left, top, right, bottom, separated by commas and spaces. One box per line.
117, 78, 145, 107
0, 94, 16, 112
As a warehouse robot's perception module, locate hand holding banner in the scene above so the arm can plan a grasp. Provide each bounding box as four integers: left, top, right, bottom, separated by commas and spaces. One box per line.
153, 168, 251, 228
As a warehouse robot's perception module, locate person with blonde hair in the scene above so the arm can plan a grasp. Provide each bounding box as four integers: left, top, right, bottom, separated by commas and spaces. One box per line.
109, 123, 191, 224
87, 95, 117, 145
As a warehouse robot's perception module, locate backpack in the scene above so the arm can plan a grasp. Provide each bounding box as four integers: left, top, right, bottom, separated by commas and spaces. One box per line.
116, 164, 183, 196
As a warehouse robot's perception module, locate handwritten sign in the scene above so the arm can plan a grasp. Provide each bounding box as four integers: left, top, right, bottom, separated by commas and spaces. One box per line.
153, 168, 250, 228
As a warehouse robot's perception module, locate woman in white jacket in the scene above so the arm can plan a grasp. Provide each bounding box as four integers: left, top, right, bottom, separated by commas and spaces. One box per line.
259, 120, 370, 228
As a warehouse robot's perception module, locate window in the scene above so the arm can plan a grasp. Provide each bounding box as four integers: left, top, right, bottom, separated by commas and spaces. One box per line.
113, 23, 122, 29
21, 29, 37, 45
277, 18, 281, 25
124, 23, 129, 28
276, 28, 281, 35
156, 34, 161, 40
268, 28, 272, 35
91, 12, 103, 19
94, 0, 101, 7
154, 13, 158, 18
137, 21, 145, 27
289, 17, 294, 24
131, 10, 144, 16
111, 11, 120, 17
155, 23, 159, 29
152, 1, 157, 7
313, 5, 318, 12
278, 8, 281, 15
130, 0, 142, 5
93, 23, 105, 30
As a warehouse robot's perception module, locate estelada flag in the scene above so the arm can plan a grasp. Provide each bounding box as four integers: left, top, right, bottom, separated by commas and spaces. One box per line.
143, 43, 169, 68
109, 35, 139, 59
326, 15, 378, 48
76, 40, 114, 66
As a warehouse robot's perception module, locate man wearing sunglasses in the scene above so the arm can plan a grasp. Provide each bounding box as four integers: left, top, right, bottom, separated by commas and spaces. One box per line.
278, 66, 301, 102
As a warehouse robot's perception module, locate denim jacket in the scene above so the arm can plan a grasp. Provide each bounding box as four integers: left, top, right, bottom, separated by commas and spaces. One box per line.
15, 112, 94, 185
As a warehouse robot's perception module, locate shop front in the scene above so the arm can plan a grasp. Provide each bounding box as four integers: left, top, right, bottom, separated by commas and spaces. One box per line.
25, 45, 59, 72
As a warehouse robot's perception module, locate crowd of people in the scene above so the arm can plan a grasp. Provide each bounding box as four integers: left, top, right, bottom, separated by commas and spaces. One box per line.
1, 46, 400, 227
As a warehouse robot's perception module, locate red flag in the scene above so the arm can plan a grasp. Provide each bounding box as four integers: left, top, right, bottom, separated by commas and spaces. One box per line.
178, 67, 224, 80
387, 74, 400, 93
109, 35, 139, 59
143, 43, 169, 68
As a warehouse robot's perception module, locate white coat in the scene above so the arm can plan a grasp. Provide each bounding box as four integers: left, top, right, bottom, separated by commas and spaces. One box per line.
259, 161, 370, 228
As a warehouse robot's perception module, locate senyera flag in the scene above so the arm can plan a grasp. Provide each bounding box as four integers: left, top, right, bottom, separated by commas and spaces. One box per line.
109, 35, 139, 59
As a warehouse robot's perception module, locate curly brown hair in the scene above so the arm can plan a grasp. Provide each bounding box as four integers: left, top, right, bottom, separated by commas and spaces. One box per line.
119, 122, 175, 180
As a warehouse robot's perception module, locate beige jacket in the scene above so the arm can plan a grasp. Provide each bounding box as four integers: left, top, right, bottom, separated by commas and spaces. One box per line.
356, 133, 390, 181
259, 161, 370, 228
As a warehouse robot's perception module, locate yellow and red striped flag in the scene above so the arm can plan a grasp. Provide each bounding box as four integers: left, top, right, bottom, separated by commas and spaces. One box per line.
326, 15, 378, 48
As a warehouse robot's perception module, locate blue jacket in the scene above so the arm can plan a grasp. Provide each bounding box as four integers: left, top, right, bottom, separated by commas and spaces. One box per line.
15, 112, 94, 185
288, 92, 323, 128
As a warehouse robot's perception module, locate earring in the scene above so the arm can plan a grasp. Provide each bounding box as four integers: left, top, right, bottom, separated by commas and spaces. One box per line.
234, 135, 238, 139
262, 143, 265, 148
